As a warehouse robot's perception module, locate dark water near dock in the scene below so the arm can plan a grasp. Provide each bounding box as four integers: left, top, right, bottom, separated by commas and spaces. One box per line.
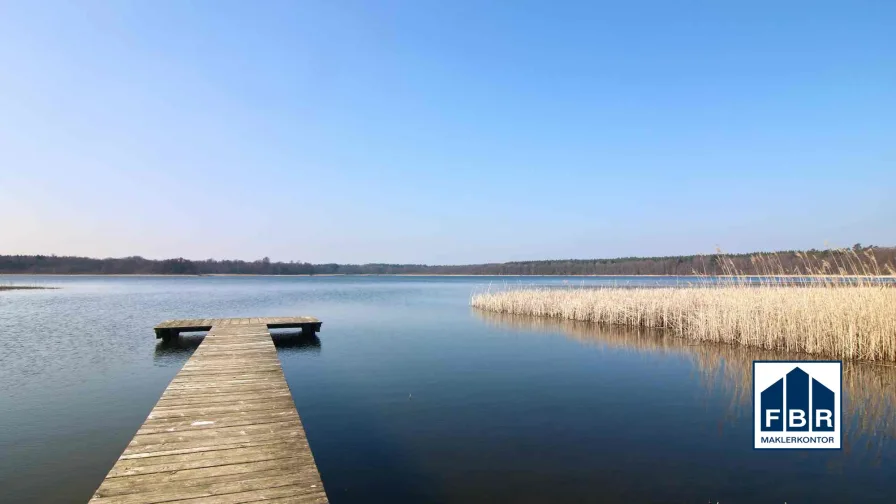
1, 275, 894, 503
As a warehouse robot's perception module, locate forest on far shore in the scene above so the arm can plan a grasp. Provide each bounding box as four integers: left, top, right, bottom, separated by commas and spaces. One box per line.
1, 245, 893, 276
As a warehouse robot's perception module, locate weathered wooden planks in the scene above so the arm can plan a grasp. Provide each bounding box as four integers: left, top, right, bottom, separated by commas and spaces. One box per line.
154, 317, 322, 340
90, 322, 327, 503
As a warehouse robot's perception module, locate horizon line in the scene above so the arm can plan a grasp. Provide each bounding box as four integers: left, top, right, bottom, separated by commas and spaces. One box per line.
2, 244, 891, 268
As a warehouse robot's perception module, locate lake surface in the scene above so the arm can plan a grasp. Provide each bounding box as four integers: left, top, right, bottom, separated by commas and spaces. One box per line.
1, 275, 894, 503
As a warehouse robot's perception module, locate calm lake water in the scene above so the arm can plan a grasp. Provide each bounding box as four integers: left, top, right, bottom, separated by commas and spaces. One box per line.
1, 275, 894, 503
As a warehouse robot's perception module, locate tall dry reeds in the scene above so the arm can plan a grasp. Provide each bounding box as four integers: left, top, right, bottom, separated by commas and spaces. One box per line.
471, 249, 896, 361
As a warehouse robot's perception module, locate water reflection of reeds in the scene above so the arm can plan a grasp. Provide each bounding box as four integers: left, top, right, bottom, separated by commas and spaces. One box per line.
474, 309, 896, 445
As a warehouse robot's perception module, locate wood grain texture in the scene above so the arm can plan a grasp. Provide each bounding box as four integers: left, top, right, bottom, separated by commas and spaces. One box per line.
153, 318, 322, 339
90, 322, 327, 503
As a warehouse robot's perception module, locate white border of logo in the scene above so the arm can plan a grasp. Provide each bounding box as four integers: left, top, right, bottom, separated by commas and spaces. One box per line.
753, 361, 842, 450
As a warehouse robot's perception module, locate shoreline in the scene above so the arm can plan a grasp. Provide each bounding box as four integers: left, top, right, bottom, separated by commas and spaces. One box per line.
0, 286, 58, 291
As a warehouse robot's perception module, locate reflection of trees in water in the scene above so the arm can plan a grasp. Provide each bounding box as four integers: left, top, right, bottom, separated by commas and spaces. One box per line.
474, 309, 896, 445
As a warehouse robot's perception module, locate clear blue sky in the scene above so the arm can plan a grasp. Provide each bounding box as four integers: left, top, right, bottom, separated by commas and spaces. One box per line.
1, 1, 893, 264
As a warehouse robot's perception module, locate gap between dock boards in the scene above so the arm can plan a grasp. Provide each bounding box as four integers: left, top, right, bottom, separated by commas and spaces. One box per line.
90, 317, 328, 503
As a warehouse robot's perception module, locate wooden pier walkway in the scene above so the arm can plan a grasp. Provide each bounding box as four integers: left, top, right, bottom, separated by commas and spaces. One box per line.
90, 318, 328, 504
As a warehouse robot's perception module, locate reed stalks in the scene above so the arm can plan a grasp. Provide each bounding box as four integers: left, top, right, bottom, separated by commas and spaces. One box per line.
471, 249, 896, 362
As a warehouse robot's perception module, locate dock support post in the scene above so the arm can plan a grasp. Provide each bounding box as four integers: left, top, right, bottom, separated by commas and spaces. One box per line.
155, 328, 177, 342
302, 322, 322, 336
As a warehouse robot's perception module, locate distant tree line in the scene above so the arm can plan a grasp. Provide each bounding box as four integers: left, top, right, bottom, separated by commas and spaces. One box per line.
1, 245, 893, 276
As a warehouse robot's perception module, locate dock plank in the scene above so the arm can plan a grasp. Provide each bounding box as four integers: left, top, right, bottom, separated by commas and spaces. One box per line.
91, 320, 327, 503
90, 463, 325, 500
138, 412, 301, 436
153, 317, 321, 331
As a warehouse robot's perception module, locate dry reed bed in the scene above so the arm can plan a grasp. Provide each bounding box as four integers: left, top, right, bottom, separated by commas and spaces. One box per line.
472, 283, 896, 361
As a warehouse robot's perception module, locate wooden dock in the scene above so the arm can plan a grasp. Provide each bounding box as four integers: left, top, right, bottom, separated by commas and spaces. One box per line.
90, 318, 328, 503
154, 317, 322, 342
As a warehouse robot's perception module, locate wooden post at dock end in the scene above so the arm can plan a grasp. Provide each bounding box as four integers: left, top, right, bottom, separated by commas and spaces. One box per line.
153, 328, 178, 342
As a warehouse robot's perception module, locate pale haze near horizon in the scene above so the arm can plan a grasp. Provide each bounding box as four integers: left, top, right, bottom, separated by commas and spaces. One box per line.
1, 1, 893, 265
